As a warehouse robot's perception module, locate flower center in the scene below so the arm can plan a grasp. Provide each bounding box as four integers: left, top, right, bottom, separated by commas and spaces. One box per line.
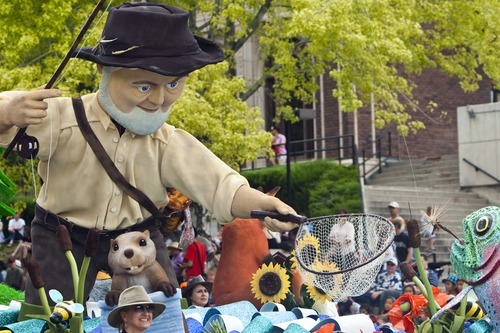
259, 272, 282, 296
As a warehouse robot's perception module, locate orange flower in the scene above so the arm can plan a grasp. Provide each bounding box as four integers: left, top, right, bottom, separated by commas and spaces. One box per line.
389, 286, 450, 333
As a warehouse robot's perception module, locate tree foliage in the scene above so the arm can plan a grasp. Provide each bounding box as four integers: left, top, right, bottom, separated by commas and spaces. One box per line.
0, 0, 498, 200
168, 0, 499, 134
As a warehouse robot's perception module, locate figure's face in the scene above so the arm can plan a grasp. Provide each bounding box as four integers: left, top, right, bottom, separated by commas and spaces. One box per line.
444, 281, 455, 293
106, 68, 187, 113
403, 286, 415, 294
384, 298, 394, 310
98, 66, 188, 135
120, 304, 154, 331
190, 285, 209, 307
456, 280, 464, 292
389, 206, 399, 217
386, 261, 397, 272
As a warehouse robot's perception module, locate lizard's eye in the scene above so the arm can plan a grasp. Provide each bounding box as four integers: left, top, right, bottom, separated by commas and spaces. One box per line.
474, 214, 492, 237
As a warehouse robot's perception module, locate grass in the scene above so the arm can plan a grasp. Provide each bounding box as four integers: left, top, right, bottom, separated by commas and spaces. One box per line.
0, 243, 18, 263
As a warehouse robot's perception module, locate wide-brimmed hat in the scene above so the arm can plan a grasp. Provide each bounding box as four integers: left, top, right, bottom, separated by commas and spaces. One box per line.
107, 285, 166, 328
167, 241, 182, 251
182, 275, 213, 298
73, 3, 223, 77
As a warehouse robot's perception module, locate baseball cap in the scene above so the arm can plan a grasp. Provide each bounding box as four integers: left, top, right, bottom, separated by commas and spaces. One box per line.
388, 201, 400, 209
442, 274, 458, 285
386, 257, 398, 266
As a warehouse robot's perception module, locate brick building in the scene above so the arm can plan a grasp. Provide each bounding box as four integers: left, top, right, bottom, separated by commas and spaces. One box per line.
267, 67, 493, 161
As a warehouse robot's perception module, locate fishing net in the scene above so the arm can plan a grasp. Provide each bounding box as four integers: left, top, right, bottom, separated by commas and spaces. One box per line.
294, 213, 395, 302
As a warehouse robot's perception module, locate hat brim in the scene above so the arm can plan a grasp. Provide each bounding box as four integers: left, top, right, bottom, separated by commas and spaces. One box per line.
182, 281, 213, 299
107, 301, 166, 328
72, 35, 223, 77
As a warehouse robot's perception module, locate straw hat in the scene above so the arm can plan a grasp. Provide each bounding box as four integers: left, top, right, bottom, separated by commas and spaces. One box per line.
167, 241, 182, 251
107, 285, 166, 328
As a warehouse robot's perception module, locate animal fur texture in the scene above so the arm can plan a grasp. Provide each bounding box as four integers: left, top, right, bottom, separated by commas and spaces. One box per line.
105, 230, 175, 306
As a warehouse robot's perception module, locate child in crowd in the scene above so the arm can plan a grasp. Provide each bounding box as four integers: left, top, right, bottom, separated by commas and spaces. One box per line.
377, 297, 395, 324
359, 303, 378, 324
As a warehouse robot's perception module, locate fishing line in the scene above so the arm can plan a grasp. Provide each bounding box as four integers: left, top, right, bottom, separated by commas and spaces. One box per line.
41, 0, 114, 202
358, 4, 425, 209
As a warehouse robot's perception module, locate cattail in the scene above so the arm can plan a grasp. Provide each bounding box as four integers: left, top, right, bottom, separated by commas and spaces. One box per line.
56, 225, 72, 252
25, 257, 45, 289
84, 228, 100, 257
407, 219, 421, 248
400, 262, 417, 280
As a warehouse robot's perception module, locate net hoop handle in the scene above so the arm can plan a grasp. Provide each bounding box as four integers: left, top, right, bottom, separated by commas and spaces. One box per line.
294, 213, 396, 275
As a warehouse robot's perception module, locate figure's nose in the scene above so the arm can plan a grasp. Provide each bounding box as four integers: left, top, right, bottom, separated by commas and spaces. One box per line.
124, 249, 134, 259
148, 86, 165, 106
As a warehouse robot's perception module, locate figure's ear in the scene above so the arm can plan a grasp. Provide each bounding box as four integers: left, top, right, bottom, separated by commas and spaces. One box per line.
143, 229, 150, 238
97, 64, 103, 74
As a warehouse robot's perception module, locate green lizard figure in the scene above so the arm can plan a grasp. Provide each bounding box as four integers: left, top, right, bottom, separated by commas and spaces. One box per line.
450, 206, 499, 331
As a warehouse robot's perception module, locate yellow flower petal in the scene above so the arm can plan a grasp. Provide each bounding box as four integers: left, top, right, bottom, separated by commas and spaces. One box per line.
251, 262, 291, 304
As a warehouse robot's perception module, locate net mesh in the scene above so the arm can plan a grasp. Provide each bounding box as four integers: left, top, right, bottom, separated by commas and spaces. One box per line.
294, 214, 395, 302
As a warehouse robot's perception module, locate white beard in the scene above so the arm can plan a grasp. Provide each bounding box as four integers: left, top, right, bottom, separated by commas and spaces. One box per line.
99, 67, 171, 136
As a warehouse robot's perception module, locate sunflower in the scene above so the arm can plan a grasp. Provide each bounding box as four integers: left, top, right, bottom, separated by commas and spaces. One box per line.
296, 234, 320, 267
305, 283, 332, 304
251, 262, 291, 304
309, 260, 343, 298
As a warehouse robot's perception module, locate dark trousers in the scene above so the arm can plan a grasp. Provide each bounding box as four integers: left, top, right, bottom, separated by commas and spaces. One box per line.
5, 230, 23, 244
25, 213, 179, 305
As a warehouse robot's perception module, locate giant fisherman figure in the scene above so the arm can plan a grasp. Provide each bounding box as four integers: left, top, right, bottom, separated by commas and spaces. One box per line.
0, 3, 298, 307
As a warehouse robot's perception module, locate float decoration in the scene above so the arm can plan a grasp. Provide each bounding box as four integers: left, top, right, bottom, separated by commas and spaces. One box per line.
390, 213, 496, 333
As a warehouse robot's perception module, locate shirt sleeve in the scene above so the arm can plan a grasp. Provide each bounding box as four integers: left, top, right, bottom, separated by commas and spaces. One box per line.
184, 243, 196, 262
161, 128, 248, 223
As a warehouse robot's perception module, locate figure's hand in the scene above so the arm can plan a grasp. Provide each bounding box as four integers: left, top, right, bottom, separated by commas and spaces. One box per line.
232, 185, 300, 232
0, 89, 61, 130
156, 280, 177, 297
105, 290, 122, 306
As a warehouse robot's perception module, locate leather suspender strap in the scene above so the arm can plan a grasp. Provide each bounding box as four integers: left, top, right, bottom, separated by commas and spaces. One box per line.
72, 97, 167, 222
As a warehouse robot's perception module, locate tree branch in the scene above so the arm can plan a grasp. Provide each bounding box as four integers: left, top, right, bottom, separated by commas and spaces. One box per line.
232, 0, 272, 53
240, 73, 270, 101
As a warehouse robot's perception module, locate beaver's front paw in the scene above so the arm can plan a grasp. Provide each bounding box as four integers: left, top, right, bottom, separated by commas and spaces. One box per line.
156, 280, 177, 297
105, 290, 122, 306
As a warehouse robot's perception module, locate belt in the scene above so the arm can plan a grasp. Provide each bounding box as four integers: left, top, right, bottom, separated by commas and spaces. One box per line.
35, 204, 161, 239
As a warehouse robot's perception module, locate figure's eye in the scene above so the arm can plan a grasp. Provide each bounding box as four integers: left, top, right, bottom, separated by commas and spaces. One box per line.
113, 243, 119, 251
137, 85, 151, 93
166, 81, 179, 89
139, 239, 147, 246
474, 214, 492, 237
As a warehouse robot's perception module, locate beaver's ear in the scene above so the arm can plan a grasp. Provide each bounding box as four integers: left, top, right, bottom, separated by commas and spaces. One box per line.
143, 230, 150, 238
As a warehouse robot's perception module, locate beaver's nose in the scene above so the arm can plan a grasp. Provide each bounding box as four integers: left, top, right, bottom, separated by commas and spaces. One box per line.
124, 249, 134, 259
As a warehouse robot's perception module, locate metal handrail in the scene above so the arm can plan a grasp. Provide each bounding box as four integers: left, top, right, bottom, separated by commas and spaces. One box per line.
462, 158, 500, 184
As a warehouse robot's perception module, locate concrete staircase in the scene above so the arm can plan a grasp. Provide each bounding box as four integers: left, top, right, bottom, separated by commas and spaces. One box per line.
363, 154, 491, 263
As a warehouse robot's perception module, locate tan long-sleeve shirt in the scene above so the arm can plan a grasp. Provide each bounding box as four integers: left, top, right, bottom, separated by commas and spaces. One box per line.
0, 92, 247, 230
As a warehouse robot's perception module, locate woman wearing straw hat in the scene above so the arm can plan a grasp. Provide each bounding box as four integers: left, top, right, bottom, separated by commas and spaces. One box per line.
182, 275, 212, 308
108, 285, 166, 333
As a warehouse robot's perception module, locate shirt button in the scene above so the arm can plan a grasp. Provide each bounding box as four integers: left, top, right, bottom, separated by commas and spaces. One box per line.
110, 207, 117, 213
115, 191, 121, 196
117, 156, 124, 163
112, 137, 119, 143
